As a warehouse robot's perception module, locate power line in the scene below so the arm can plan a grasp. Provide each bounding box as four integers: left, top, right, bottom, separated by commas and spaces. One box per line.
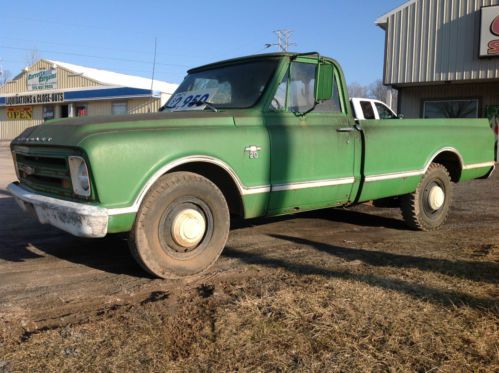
0, 36, 208, 60
5, 16, 152, 36
0, 45, 189, 69
0, 55, 183, 80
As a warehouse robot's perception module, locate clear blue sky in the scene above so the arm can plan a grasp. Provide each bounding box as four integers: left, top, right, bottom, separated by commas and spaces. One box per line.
0, 0, 405, 86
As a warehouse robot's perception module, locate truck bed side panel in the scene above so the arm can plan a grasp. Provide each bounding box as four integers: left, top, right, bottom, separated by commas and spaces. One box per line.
357, 118, 495, 202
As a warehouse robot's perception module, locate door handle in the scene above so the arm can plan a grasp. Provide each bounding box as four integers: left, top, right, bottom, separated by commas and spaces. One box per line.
336, 127, 355, 132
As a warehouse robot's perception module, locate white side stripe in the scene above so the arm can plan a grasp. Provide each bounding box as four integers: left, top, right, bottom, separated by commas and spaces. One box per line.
462, 161, 496, 170
242, 186, 271, 195
365, 170, 424, 183
272, 177, 355, 192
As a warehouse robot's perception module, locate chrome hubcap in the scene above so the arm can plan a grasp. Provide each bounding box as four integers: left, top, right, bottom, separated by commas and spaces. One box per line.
171, 208, 206, 248
428, 185, 445, 210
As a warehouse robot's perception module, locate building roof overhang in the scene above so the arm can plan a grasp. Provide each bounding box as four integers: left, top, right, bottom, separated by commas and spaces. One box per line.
375, 0, 418, 29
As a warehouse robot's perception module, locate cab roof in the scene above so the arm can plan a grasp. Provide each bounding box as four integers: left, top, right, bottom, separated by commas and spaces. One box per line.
188, 52, 322, 73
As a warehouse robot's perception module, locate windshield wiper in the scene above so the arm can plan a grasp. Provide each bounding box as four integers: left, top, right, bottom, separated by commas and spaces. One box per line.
195, 100, 218, 112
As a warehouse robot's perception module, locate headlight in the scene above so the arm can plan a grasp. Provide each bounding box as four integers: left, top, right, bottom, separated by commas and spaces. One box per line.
68, 156, 91, 197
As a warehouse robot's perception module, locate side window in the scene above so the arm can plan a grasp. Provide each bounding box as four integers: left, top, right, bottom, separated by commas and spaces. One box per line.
270, 62, 343, 113
287, 62, 316, 113
315, 73, 342, 113
270, 73, 288, 111
375, 102, 396, 119
360, 101, 375, 119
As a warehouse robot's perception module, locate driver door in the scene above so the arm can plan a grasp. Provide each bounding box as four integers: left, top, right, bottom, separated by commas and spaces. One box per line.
264, 60, 357, 214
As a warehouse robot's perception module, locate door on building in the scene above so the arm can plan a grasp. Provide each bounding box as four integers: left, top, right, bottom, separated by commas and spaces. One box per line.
60, 105, 69, 118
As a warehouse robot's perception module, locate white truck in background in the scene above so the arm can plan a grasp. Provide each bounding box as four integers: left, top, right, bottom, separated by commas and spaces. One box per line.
350, 97, 398, 120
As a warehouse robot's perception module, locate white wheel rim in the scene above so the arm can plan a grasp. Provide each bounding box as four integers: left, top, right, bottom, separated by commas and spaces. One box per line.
428, 185, 445, 210
171, 208, 206, 248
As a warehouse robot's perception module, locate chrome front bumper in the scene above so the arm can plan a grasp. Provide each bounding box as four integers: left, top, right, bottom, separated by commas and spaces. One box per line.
7, 183, 108, 238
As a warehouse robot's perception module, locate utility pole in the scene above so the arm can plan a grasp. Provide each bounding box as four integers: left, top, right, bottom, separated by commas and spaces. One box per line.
265, 29, 297, 52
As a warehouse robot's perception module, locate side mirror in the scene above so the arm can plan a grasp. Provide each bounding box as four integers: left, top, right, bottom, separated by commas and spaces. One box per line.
315, 63, 333, 102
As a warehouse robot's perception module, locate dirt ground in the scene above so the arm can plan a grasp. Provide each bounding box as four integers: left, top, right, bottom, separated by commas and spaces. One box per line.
0, 143, 497, 372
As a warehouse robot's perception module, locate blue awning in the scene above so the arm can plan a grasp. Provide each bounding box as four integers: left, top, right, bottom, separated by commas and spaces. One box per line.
0, 87, 161, 106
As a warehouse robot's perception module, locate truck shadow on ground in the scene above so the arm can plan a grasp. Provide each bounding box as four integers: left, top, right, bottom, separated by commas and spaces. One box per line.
232, 206, 407, 231
267, 234, 499, 284
223, 240, 499, 313
2, 196, 498, 303
0, 197, 146, 276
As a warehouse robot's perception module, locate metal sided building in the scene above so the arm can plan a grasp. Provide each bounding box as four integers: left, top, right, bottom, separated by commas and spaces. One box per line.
0, 60, 178, 140
376, 0, 499, 125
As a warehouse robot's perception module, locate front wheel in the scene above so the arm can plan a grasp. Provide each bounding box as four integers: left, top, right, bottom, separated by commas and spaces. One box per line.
400, 163, 453, 231
129, 172, 230, 279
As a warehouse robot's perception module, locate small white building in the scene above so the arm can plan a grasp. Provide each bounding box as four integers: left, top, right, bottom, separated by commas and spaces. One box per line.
0, 60, 178, 140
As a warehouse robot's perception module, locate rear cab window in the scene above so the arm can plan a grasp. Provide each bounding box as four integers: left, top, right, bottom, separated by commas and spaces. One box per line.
360, 101, 375, 119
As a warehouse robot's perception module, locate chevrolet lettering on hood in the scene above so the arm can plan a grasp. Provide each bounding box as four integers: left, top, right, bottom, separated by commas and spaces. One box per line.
13, 137, 53, 144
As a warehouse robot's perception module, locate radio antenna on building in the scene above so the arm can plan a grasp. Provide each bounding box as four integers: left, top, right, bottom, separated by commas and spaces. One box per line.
265, 30, 297, 52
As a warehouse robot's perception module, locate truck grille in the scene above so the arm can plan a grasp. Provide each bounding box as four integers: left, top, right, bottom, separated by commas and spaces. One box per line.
14, 153, 74, 197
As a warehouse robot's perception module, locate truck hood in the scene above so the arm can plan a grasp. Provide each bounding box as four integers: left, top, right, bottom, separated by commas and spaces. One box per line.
11, 111, 237, 147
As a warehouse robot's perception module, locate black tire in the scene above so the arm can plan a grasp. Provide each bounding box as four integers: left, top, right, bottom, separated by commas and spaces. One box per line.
129, 172, 230, 279
400, 163, 453, 231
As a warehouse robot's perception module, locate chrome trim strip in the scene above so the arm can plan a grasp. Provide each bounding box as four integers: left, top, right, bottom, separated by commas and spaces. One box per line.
121, 155, 270, 215
272, 177, 355, 192
243, 186, 272, 195
105, 150, 497, 216
107, 206, 138, 215
365, 170, 423, 183
462, 161, 496, 170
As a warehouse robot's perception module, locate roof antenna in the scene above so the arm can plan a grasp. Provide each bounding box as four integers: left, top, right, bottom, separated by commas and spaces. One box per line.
150, 37, 157, 111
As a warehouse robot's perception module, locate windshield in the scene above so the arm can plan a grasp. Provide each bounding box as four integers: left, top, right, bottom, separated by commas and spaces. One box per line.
161, 59, 279, 111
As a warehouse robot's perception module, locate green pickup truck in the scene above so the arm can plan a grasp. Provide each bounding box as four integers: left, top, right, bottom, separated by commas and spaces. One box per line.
8, 52, 496, 278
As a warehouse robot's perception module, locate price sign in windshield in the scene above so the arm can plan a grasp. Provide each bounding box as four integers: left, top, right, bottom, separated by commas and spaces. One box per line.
166, 90, 217, 111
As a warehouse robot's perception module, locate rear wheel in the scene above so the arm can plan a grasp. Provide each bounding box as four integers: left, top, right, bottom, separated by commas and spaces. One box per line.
129, 172, 230, 279
400, 163, 453, 231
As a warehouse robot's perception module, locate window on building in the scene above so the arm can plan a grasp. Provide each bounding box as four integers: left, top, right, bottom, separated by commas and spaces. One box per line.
112, 102, 128, 115
423, 99, 479, 118
75, 104, 88, 117
375, 102, 397, 119
360, 101, 375, 119
270, 62, 343, 113
43, 105, 55, 121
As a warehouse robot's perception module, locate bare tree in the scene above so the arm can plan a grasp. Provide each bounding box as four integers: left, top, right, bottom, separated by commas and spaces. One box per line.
349, 80, 399, 111
368, 80, 388, 101
368, 79, 398, 110
347, 82, 369, 98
